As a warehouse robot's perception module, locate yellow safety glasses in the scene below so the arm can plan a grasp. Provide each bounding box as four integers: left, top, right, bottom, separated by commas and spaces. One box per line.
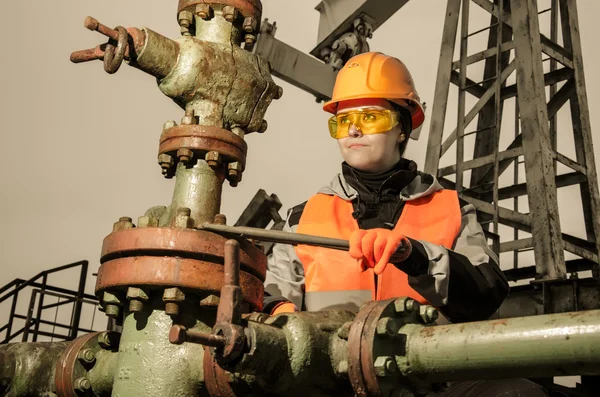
328, 108, 400, 139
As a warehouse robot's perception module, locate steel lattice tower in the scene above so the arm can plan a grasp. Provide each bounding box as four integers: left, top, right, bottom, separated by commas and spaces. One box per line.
424, 0, 600, 290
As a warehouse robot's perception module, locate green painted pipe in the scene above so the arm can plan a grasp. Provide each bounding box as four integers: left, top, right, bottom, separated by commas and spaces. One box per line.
400, 309, 600, 382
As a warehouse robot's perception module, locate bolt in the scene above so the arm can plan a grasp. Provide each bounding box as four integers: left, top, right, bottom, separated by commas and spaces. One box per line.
337, 360, 348, 374
174, 207, 194, 228
163, 120, 177, 131
163, 288, 185, 316
227, 162, 242, 187
112, 216, 134, 232
275, 85, 284, 100
137, 215, 158, 228
213, 214, 227, 225
243, 16, 257, 32
419, 305, 439, 324
181, 108, 196, 125
104, 304, 120, 318
374, 356, 397, 377
74, 377, 91, 392
205, 151, 221, 168
337, 322, 351, 340
394, 298, 417, 314
178, 10, 194, 35
77, 348, 96, 364
158, 153, 174, 174
195, 4, 211, 19
177, 148, 194, 164
258, 120, 268, 133
376, 317, 399, 336
126, 287, 149, 313
244, 34, 256, 46
97, 332, 113, 349
222, 6, 238, 23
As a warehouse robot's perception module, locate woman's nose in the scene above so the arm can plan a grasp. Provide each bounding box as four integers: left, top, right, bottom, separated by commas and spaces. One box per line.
348, 124, 363, 138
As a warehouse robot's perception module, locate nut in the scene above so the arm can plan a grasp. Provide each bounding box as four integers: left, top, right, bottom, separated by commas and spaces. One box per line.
419, 305, 439, 324
181, 108, 197, 125
205, 151, 221, 168
97, 331, 114, 349
113, 217, 134, 232
163, 120, 177, 131
177, 148, 194, 164
103, 292, 120, 305
394, 297, 416, 314
199, 294, 221, 307
77, 349, 96, 364
244, 34, 256, 46
374, 356, 397, 377
74, 377, 91, 392
243, 16, 257, 32
213, 214, 227, 225
258, 120, 268, 133
158, 154, 175, 175
376, 317, 398, 336
195, 4, 211, 19
137, 215, 158, 228
174, 207, 194, 228
126, 287, 149, 313
275, 85, 284, 100
126, 287, 149, 301
178, 10, 194, 26
227, 162, 243, 187
222, 6, 238, 23
337, 322, 352, 340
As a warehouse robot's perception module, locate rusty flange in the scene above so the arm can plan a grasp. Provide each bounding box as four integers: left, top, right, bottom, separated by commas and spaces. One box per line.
348, 298, 430, 397
100, 227, 264, 279
97, 257, 263, 311
55, 331, 120, 397
203, 347, 237, 397
178, 0, 262, 21
159, 124, 247, 170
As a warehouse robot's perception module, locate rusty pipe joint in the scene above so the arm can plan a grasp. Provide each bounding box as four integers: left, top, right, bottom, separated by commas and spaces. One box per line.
156, 35, 280, 133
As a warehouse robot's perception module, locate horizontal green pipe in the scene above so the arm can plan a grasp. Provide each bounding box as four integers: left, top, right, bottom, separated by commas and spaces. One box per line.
401, 309, 600, 382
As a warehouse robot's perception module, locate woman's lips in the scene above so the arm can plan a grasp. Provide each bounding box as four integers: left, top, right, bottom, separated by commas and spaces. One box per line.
348, 144, 366, 149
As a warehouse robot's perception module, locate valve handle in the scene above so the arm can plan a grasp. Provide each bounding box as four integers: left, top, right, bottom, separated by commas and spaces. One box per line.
70, 16, 130, 74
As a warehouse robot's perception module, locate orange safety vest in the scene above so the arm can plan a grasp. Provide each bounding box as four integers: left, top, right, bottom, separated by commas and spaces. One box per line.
295, 190, 461, 311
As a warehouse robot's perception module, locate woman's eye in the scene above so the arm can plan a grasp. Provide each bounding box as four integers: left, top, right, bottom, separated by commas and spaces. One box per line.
363, 114, 376, 122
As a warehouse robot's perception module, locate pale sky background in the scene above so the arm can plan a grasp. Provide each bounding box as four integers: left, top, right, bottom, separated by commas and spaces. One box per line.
0, 0, 599, 301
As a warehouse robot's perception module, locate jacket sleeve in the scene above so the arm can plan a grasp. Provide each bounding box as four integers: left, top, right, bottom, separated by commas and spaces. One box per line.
393, 201, 509, 323
263, 206, 306, 311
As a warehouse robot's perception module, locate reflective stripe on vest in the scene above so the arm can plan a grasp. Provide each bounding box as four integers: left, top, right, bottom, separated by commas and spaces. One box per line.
295, 190, 461, 311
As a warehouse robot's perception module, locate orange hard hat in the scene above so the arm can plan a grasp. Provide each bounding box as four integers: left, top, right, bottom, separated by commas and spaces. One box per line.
323, 52, 425, 132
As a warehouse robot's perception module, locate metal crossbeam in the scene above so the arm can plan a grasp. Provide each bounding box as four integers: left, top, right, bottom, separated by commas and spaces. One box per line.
425, 0, 600, 290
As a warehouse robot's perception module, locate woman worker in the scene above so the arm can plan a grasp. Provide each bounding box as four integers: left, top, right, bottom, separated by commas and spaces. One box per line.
263, 52, 547, 397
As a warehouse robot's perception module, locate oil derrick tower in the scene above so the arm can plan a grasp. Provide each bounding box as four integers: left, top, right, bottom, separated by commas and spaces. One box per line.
424, 0, 600, 316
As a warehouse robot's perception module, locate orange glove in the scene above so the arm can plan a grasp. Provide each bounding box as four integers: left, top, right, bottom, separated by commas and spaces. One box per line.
349, 229, 412, 275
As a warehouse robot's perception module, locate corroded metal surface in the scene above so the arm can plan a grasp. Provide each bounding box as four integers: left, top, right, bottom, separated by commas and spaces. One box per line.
178, 0, 262, 20
55, 331, 120, 397
100, 227, 264, 277
203, 347, 237, 397
96, 256, 264, 311
159, 125, 248, 170
0, 342, 68, 396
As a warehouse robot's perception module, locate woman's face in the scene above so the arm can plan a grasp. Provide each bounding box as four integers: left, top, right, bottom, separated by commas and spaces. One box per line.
335, 100, 404, 173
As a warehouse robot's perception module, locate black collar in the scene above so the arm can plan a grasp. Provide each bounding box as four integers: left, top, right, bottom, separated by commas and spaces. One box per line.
342, 158, 418, 201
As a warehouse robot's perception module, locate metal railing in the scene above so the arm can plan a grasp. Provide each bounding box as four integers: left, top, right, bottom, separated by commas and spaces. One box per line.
0, 260, 102, 344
